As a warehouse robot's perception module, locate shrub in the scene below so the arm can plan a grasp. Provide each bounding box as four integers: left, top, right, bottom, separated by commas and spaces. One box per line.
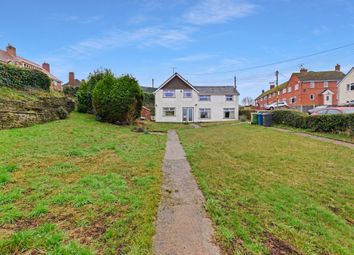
77, 69, 113, 113
0, 63, 51, 90
63, 86, 79, 97
92, 74, 144, 124
272, 110, 354, 134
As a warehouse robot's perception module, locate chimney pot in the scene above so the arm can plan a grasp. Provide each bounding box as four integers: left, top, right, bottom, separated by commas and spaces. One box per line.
262, 89, 265, 93
42, 62, 50, 73
6, 44, 16, 56
69, 72, 75, 86
300, 67, 308, 74
335, 64, 341, 72
270, 85, 275, 90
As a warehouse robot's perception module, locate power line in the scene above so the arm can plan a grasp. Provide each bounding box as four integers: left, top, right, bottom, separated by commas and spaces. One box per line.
185, 42, 354, 76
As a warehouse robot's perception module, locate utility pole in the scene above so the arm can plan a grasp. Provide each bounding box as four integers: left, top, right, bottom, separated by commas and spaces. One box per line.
152, 78, 154, 88
275, 70, 279, 106
234, 75, 237, 89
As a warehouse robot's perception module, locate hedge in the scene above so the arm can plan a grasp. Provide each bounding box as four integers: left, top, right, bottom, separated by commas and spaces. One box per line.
272, 110, 354, 134
0, 62, 51, 90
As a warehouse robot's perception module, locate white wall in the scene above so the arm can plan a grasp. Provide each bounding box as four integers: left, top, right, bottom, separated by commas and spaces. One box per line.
155, 89, 239, 123
338, 68, 354, 105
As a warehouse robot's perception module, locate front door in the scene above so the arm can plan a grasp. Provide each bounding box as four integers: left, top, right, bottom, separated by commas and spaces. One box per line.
324, 94, 332, 106
182, 107, 194, 122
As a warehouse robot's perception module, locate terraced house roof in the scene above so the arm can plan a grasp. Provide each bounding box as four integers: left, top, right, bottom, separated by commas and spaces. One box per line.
294, 71, 345, 81
256, 82, 288, 100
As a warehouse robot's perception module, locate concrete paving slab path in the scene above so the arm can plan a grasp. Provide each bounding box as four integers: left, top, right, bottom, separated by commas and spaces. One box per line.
153, 130, 221, 255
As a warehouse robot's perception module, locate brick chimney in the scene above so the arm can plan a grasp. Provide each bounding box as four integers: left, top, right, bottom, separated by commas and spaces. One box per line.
270, 84, 275, 90
335, 64, 341, 72
6, 44, 16, 56
69, 72, 75, 86
300, 67, 308, 74
42, 62, 50, 73
262, 89, 265, 93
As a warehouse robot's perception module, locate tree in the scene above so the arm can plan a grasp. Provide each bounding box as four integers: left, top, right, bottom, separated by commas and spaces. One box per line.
76, 69, 114, 113
242, 96, 255, 106
92, 74, 144, 124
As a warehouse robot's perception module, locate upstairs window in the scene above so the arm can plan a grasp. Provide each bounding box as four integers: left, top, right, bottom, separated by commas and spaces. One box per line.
351, 83, 354, 91
282, 88, 286, 94
199, 95, 211, 101
310, 82, 315, 88
347, 84, 350, 91
163, 90, 175, 98
288, 87, 292, 93
225, 95, 233, 101
324, 81, 329, 88
295, 84, 299, 90
183, 90, 192, 98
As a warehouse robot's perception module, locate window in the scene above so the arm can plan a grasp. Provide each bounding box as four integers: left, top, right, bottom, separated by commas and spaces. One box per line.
351, 83, 354, 91
310, 94, 315, 101
288, 87, 292, 93
310, 82, 315, 88
199, 95, 211, 101
278, 91, 280, 95
183, 90, 192, 98
295, 84, 299, 90
282, 88, 286, 94
163, 107, 176, 117
226, 95, 233, 101
326, 95, 330, 101
199, 108, 211, 119
347, 84, 350, 91
163, 90, 175, 98
317, 110, 328, 115
223, 108, 235, 119
291, 97, 296, 104
324, 81, 329, 88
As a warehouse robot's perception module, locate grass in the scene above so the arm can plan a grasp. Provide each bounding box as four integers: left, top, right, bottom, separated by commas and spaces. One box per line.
274, 124, 354, 144
178, 124, 354, 254
0, 86, 64, 101
0, 112, 166, 254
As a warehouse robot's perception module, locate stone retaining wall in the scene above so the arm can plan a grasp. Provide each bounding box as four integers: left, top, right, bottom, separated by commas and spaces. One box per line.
0, 96, 75, 130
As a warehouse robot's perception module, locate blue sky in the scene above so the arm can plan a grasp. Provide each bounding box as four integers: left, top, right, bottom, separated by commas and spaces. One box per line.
1, 0, 354, 99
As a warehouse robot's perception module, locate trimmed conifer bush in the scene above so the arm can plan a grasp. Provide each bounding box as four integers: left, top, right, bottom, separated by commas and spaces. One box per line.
92, 74, 144, 124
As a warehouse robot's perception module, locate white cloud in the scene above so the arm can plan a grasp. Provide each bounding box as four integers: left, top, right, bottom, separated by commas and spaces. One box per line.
67, 26, 194, 57
184, 0, 257, 25
173, 53, 216, 62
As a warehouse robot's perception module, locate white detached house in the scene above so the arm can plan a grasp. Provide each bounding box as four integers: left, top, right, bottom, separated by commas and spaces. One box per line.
337, 67, 354, 106
154, 73, 240, 123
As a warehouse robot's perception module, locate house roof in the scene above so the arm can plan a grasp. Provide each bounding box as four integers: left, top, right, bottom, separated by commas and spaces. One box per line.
154, 72, 240, 96
256, 82, 288, 100
294, 71, 345, 82
62, 79, 82, 87
320, 89, 334, 95
0, 49, 61, 82
195, 86, 239, 95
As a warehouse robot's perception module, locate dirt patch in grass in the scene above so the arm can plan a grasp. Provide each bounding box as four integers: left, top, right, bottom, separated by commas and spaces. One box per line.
265, 233, 302, 255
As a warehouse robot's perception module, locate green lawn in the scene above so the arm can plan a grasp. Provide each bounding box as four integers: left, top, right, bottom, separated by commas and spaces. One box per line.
274, 124, 354, 144
0, 112, 166, 254
178, 124, 354, 254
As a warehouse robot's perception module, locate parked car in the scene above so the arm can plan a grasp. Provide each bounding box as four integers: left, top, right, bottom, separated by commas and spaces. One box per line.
308, 105, 329, 115
265, 102, 288, 110
311, 107, 354, 115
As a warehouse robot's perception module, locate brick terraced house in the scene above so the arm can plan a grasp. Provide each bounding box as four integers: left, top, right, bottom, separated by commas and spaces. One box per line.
0, 44, 62, 91
255, 65, 345, 112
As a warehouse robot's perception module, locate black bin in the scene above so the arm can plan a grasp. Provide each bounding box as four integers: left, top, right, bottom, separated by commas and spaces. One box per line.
262, 113, 273, 127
